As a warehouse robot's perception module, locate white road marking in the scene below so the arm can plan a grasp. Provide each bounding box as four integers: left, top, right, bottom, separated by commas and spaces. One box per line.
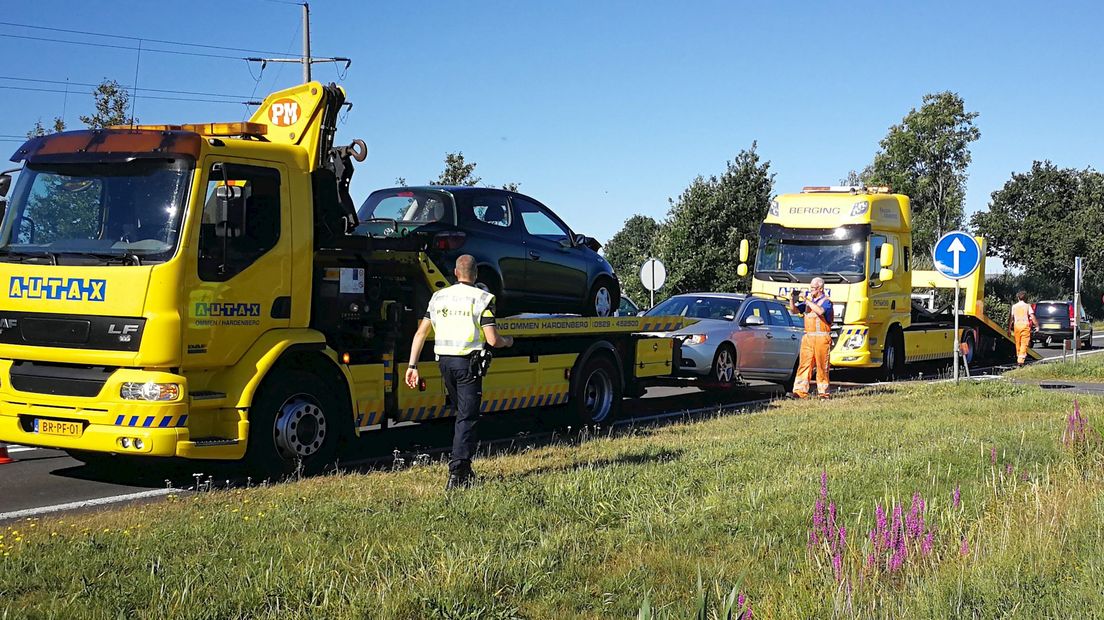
0, 487, 182, 521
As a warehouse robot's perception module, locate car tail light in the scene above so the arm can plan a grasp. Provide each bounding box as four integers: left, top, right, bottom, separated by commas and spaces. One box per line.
397, 191, 414, 197
1070, 305, 1075, 320
433, 232, 467, 250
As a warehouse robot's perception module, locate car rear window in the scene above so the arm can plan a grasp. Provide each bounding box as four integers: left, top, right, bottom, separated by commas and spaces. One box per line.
1037, 303, 1069, 316
358, 190, 455, 225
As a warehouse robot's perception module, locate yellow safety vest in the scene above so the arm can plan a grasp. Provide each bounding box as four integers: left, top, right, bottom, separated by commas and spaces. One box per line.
428, 283, 496, 356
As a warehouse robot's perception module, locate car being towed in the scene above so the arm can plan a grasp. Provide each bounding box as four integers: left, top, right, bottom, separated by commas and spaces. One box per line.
645, 293, 802, 388
355, 186, 620, 317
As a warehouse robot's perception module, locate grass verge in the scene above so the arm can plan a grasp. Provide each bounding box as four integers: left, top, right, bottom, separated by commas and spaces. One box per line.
1008, 349, 1104, 382
3, 380, 1104, 619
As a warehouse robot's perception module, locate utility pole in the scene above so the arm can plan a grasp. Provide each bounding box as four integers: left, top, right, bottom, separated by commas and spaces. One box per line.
245, 2, 351, 83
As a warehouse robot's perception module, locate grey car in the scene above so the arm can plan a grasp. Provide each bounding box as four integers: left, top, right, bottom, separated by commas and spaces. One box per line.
644, 293, 802, 387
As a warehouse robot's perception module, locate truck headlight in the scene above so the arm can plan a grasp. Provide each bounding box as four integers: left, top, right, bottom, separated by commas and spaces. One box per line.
121, 382, 181, 401
842, 332, 866, 350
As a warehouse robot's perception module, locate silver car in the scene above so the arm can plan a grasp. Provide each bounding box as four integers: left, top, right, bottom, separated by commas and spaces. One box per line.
645, 293, 802, 387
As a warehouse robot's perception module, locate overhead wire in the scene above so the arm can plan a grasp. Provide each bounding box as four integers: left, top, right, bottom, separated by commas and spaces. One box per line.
0, 20, 306, 58
0, 84, 252, 105
0, 75, 251, 100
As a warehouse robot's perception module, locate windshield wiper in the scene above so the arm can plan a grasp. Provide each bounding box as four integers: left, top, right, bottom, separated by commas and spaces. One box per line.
820, 272, 859, 284
0, 249, 58, 265
62, 251, 143, 266
756, 270, 797, 282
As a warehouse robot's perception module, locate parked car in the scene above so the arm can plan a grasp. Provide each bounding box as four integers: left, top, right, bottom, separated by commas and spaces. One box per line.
355, 187, 620, 317
1032, 300, 1093, 349
645, 293, 802, 387
615, 295, 641, 317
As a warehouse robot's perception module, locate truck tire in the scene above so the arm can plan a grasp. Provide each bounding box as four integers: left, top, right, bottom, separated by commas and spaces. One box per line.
585, 278, 619, 317
244, 366, 347, 477
570, 354, 622, 425
961, 331, 976, 364
882, 328, 905, 380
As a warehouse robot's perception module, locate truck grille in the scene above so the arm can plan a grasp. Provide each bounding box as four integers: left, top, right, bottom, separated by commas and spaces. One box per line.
8, 362, 116, 398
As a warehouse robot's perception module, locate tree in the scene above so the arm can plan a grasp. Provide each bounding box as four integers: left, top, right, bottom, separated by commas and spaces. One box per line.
79, 80, 133, 128
656, 143, 774, 296
431, 151, 481, 186
603, 215, 661, 306
861, 92, 980, 253
972, 161, 1104, 287
26, 117, 67, 138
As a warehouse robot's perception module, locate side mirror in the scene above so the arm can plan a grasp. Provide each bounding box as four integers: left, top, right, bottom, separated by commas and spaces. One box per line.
0, 173, 11, 199
879, 267, 895, 282
722, 311, 736, 321
575, 234, 601, 251
743, 315, 765, 326
880, 242, 895, 268
214, 185, 246, 238
738, 239, 749, 262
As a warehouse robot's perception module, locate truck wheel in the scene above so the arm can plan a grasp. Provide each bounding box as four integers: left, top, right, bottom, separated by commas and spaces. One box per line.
571, 355, 622, 425
585, 278, 619, 317
245, 366, 347, 477
882, 329, 905, 380
961, 331, 976, 364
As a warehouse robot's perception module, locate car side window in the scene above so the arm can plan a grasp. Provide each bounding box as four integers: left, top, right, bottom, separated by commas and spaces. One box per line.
472, 194, 510, 228
198, 163, 281, 282
513, 197, 571, 242
765, 302, 790, 326
741, 300, 767, 324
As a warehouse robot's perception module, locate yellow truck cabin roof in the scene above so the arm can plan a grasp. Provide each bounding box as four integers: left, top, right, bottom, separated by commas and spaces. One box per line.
766, 187, 911, 233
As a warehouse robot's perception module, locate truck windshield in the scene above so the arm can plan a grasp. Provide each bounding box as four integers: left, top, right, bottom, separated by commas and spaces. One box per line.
0, 159, 192, 265
754, 223, 870, 283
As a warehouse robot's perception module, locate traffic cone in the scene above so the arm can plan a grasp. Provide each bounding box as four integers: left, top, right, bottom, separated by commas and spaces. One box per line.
0, 442, 15, 464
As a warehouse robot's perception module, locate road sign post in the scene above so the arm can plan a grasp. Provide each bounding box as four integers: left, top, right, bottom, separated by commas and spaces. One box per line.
1074, 257, 1083, 362
932, 232, 982, 382
640, 258, 667, 309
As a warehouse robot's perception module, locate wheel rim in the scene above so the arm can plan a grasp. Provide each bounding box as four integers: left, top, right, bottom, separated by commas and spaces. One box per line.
594, 287, 612, 317
583, 368, 614, 422
715, 348, 735, 383
273, 395, 327, 460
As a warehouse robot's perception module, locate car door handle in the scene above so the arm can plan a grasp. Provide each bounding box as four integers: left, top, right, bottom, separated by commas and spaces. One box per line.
791, 334, 798, 340
765, 333, 774, 339
528, 250, 541, 260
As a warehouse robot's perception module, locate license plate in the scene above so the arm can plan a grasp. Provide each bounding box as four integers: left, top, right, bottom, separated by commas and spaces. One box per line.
33, 418, 83, 437
1043, 323, 1060, 329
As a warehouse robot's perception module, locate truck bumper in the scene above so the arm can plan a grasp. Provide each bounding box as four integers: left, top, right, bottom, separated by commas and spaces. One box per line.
830, 326, 878, 368
0, 400, 189, 457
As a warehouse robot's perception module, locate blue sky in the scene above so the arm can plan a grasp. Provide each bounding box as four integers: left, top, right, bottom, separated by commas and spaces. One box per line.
1, 0, 1100, 252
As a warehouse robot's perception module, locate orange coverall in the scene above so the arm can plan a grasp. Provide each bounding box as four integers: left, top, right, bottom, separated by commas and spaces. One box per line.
1010, 301, 1036, 365
794, 294, 833, 398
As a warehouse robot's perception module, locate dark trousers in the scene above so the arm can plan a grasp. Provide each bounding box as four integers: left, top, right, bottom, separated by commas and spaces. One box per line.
439, 355, 483, 475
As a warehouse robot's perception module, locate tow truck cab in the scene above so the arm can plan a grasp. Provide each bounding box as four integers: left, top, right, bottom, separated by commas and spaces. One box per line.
750, 186, 911, 368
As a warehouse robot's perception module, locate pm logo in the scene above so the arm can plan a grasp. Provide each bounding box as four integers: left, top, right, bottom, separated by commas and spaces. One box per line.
268, 98, 300, 127
9, 276, 106, 302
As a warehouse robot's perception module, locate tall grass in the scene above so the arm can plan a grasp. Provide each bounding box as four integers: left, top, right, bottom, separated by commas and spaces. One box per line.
1009, 351, 1104, 382
3, 380, 1104, 618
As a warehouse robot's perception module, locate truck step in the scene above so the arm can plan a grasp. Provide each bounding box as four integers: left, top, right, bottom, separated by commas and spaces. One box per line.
190, 391, 226, 401
191, 437, 239, 447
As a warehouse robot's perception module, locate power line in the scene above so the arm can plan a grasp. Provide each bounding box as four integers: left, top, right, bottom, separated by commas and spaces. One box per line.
0, 75, 251, 100
0, 20, 307, 58
0, 84, 253, 105
0, 32, 243, 60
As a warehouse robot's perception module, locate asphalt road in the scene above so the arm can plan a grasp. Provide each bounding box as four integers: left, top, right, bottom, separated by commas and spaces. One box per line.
3, 336, 1102, 521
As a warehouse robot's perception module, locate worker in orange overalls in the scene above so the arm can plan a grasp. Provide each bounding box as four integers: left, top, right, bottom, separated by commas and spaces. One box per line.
1008, 290, 1037, 367
789, 277, 834, 399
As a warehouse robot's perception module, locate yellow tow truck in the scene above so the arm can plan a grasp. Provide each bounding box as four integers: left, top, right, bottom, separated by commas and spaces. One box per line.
0, 82, 685, 473
740, 186, 1035, 376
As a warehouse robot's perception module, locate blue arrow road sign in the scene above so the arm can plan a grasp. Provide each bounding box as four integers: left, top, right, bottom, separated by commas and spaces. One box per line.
932, 231, 981, 280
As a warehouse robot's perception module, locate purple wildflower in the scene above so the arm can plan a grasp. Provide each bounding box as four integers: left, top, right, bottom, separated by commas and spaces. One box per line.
1005, 462, 1014, 476
867, 553, 876, 569
952, 485, 961, 508
960, 538, 970, 556
921, 531, 934, 557
737, 592, 745, 608
889, 548, 905, 572
832, 552, 843, 580
820, 470, 828, 499
990, 446, 997, 464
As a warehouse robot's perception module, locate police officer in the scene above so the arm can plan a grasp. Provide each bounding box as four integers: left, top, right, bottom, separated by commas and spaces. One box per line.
405, 254, 514, 489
